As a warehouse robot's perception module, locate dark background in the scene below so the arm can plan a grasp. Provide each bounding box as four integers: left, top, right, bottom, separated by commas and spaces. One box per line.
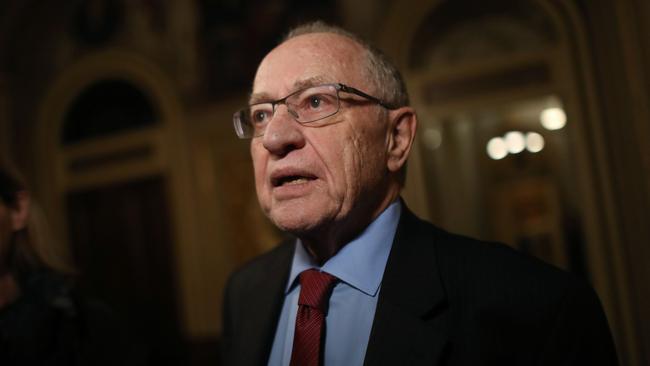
1, 1, 648, 365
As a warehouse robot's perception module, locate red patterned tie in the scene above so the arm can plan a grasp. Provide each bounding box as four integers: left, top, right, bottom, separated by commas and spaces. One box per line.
289, 269, 338, 366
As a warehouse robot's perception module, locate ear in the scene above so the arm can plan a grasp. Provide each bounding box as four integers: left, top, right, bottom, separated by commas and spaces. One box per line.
386, 107, 418, 173
10, 191, 30, 231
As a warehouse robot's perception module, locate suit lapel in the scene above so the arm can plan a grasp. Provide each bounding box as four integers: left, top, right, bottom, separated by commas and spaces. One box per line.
364, 208, 450, 366
237, 241, 294, 366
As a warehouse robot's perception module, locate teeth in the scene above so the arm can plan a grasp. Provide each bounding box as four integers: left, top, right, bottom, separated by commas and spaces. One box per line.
273, 174, 315, 187
285, 178, 309, 185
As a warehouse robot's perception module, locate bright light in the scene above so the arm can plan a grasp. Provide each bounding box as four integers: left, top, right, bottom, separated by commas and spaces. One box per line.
504, 131, 525, 154
526, 132, 545, 153
487, 137, 508, 160
422, 128, 442, 150
540, 107, 566, 130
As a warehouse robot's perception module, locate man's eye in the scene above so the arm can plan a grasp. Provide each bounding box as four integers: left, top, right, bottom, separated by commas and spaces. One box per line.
251, 110, 270, 123
309, 96, 322, 109
302, 93, 335, 110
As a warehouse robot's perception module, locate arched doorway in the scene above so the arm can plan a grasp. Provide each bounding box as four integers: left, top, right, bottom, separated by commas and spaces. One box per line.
35, 50, 198, 364
378, 0, 636, 362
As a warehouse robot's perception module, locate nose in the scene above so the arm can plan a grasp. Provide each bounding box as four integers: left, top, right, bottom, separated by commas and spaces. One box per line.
262, 104, 306, 157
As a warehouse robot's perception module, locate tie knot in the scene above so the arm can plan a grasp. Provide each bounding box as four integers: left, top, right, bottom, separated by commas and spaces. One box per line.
298, 269, 337, 311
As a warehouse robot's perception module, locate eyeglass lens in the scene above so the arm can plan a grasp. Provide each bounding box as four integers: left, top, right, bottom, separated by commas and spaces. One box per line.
237, 84, 341, 138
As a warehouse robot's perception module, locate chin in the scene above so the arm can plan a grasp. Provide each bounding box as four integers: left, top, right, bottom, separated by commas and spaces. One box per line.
269, 213, 319, 234
267, 203, 331, 235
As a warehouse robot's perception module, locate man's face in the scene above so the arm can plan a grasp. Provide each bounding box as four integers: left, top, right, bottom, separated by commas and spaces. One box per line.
250, 33, 392, 237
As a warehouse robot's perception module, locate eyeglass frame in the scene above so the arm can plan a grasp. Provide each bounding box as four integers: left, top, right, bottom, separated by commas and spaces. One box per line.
232, 83, 397, 139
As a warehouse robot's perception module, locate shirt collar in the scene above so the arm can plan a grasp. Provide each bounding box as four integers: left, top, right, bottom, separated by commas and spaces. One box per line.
286, 200, 402, 297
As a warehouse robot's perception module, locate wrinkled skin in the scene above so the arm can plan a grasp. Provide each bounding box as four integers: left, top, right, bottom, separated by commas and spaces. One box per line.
250, 32, 416, 263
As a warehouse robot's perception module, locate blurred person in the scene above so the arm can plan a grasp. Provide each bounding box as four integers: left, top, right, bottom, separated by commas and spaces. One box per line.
0, 162, 142, 365
221, 21, 618, 366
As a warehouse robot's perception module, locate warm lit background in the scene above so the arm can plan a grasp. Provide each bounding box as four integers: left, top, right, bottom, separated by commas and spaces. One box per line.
1, 0, 648, 365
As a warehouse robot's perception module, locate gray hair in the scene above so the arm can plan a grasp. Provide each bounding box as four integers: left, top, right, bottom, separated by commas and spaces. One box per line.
284, 21, 410, 108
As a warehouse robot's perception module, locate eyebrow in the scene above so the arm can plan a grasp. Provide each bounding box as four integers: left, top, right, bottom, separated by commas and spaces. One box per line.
248, 76, 333, 105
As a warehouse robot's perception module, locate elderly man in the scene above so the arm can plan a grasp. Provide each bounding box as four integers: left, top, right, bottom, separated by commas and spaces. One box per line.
222, 22, 617, 366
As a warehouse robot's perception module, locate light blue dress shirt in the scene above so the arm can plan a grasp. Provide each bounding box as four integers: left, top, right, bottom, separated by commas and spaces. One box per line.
267, 200, 402, 366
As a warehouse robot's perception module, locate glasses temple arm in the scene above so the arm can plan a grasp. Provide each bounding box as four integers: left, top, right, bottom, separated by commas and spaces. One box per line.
338, 84, 397, 109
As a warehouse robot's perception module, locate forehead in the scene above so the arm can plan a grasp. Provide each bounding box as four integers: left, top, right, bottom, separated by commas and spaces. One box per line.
252, 33, 369, 99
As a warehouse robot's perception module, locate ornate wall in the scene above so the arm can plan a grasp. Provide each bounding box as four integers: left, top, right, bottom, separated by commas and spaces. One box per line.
0, 0, 648, 364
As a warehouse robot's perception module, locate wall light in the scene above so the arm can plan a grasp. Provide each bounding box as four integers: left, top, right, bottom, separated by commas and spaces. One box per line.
540, 107, 566, 130
504, 131, 525, 154
526, 132, 545, 153
487, 137, 508, 160
487, 131, 546, 160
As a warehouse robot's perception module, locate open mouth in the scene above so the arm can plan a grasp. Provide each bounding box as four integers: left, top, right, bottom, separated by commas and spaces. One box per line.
272, 174, 316, 187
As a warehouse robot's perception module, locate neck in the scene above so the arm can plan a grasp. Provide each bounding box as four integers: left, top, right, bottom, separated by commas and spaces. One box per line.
300, 188, 400, 265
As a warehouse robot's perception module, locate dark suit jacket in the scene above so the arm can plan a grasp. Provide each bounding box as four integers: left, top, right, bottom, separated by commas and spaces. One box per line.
222, 208, 618, 365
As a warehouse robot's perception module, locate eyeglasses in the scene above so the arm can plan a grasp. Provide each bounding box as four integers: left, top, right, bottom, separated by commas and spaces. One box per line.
233, 83, 395, 139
